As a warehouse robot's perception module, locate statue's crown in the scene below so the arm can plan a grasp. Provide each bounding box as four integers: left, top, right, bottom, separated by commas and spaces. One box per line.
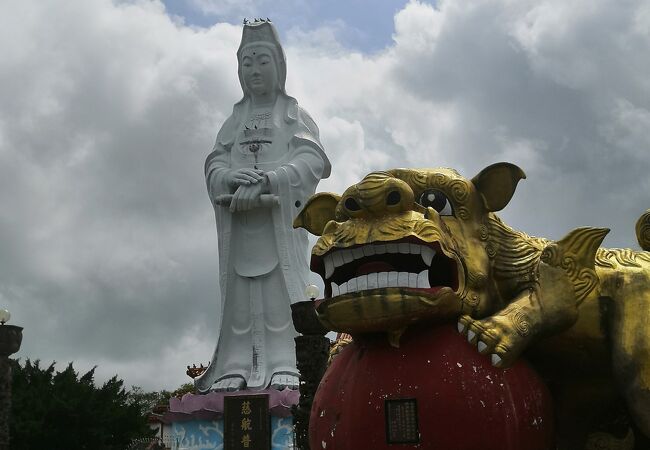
239, 18, 280, 50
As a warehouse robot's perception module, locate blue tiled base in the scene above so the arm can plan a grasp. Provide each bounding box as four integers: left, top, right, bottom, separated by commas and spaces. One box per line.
170, 416, 294, 450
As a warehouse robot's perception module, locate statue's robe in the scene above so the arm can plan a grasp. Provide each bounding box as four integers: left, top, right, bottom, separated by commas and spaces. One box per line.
195, 95, 330, 392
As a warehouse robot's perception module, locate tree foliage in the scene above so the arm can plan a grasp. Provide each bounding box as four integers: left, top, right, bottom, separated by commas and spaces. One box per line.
128, 386, 172, 415
171, 382, 195, 399
10, 359, 154, 450
128, 382, 193, 415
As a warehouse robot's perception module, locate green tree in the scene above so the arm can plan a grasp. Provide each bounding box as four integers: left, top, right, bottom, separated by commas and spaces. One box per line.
128, 382, 195, 416
129, 383, 194, 415
171, 382, 194, 399
10, 359, 154, 450
128, 386, 172, 416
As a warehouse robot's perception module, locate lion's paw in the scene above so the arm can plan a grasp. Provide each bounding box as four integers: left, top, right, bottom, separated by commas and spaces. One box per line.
457, 309, 533, 368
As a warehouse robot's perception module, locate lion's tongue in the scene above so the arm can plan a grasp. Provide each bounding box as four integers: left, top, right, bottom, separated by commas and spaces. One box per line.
356, 262, 395, 276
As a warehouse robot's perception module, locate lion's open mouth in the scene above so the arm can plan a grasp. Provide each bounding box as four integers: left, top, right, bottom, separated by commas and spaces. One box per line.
311, 238, 459, 299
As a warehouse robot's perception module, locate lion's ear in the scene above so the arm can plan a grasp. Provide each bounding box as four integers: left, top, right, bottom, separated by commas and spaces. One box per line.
471, 162, 526, 212
293, 192, 341, 236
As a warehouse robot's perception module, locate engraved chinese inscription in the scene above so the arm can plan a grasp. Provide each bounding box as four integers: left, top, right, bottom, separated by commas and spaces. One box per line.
224, 394, 271, 450
385, 398, 419, 444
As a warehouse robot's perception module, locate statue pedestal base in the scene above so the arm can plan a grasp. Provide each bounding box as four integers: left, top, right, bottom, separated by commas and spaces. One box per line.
163, 388, 298, 449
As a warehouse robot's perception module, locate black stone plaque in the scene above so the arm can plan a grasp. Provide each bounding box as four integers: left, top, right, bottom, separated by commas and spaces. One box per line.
385, 398, 419, 444
224, 394, 271, 450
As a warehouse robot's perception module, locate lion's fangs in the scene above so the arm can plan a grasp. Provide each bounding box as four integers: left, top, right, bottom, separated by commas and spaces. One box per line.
330, 270, 430, 296
323, 243, 436, 279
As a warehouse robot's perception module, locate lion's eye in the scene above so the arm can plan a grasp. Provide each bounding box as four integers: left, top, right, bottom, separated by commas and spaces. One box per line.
344, 197, 361, 212
419, 189, 453, 216
386, 190, 401, 206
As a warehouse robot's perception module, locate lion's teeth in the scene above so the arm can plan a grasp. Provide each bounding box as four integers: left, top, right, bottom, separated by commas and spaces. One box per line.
357, 276, 368, 291
367, 273, 379, 289
417, 270, 430, 288
325, 244, 437, 282
338, 270, 431, 293
421, 247, 436, 266
332, 251, 344, 268
324, 255, 334, 279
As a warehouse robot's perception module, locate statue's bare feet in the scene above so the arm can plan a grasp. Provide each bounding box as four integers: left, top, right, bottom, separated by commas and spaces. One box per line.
269, 373, 299, 390
212, 376, 246, 392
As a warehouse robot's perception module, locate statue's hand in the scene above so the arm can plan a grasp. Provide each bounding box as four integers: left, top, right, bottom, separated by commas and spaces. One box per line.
230, 180, 267, 212
225, 168, 265, 188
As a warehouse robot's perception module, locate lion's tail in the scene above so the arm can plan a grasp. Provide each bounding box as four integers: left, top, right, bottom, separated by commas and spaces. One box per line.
636, 210, 650, 251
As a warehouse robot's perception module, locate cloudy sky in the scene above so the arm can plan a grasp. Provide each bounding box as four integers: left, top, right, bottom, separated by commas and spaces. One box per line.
1, 0, 648, 392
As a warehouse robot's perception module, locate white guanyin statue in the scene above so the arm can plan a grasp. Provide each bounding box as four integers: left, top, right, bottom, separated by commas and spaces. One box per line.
195, 20, 331, 393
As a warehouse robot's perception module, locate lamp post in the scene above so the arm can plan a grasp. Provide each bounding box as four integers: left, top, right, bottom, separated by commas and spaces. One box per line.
0, 310, 22, 450
291, 285, 330, 450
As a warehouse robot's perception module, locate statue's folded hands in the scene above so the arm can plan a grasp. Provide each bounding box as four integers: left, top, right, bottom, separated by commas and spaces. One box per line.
224, 167, 265, 187
229, 176, 269, 212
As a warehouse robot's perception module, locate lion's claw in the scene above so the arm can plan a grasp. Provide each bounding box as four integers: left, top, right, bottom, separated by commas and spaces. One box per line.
491, 354, 503, 367
457, 314, 527, 368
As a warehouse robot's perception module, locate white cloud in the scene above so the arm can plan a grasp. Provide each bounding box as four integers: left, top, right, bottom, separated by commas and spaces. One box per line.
393, 0, 444, 52
189, 0, 264, 17
1, 0, 649, 391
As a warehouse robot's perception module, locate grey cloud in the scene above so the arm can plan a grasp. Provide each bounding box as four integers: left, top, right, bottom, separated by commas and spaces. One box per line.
0, 0, 233, 390
378, 1, 649, 245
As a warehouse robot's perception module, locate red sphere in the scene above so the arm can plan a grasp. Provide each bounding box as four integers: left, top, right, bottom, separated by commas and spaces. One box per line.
310, 325, 554, 450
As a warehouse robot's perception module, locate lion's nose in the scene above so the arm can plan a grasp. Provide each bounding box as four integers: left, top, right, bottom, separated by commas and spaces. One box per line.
341, 177, 415, 218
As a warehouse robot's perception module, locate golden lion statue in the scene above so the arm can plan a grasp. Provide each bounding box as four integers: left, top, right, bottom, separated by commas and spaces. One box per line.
294, 163, 650, 450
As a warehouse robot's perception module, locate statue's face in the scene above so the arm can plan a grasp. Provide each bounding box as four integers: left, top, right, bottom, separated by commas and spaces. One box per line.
240, 46, 278, 98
